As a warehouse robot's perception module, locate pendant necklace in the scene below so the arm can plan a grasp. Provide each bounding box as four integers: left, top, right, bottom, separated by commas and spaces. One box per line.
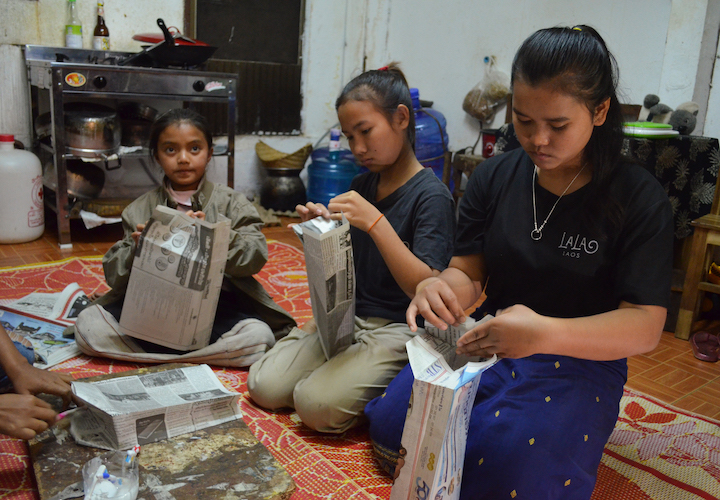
531, 164, 586, 241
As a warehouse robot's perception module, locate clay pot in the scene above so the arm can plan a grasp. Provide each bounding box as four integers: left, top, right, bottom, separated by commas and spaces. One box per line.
260, 168, 306, 212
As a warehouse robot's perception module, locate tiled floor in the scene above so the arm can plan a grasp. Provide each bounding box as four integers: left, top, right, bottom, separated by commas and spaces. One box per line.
2, 214, 720, 422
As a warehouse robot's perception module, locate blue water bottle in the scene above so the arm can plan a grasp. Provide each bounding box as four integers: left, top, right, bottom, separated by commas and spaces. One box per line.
306, 128, 360, 207
411, 88, 450, 190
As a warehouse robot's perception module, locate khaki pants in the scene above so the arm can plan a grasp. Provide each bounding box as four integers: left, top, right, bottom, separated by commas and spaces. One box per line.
248, 316, 418, 433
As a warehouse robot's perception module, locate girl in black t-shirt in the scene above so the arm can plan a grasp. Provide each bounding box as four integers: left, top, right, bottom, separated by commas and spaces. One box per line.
248, 64, 455, 434
365, 26, 673, 499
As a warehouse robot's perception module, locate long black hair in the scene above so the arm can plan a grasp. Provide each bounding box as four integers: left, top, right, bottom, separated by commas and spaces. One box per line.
335, 63, 416, 148
149, 108, 213, 160
511, 25, 624, 234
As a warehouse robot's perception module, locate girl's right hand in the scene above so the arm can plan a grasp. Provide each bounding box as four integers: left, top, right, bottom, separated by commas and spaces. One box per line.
406, 277, 467, 332
295, 202, 331, 222
131, 222, 146, 245
0, 393, 56, 440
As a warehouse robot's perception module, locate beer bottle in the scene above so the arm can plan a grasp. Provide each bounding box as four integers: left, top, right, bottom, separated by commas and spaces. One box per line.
93, 1, 110, 50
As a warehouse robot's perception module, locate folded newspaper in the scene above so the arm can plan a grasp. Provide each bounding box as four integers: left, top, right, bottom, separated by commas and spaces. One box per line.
119, 206, 230, 351
70, 364, 242, 450
391, 316, 497, 500
292, 216, 355, 360
8, 283, 90, 326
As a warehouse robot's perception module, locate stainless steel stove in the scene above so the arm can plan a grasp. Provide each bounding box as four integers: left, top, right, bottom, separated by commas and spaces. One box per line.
24, 45, 237, 247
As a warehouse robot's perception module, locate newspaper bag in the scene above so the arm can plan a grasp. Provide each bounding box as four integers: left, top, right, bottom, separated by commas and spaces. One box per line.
390, 333, 497, 500
119, 205, 230, 351
292, 216, 355, 359
70, 364, 243, 450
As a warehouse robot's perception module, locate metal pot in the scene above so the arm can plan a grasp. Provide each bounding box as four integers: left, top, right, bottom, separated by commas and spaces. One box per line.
260, 168, 306, 212
118, 102, 158, 122
121, 119, 152, 147
44, 160, 106, 200
64, 102, 121, 158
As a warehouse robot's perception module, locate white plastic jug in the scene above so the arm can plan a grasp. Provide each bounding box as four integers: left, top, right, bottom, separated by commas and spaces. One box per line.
0, 134, 44, 243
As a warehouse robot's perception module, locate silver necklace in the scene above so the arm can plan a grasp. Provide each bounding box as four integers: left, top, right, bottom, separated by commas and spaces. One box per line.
531, 164, 586, 241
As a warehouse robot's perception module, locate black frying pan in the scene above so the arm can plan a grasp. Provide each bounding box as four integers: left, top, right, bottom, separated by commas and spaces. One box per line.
120, 19, 217, 68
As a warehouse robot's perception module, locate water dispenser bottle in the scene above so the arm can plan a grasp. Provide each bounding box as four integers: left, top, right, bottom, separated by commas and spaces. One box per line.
411, 88, 450, 190
307, 129, 360, 207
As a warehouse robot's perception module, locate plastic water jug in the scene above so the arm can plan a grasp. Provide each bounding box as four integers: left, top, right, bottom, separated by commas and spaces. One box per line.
411, 88, 450, 189
307, 129, 360, 207
0, 134, 44, 243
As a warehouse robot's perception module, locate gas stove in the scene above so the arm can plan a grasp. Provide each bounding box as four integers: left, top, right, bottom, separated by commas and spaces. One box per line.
23, 45, 237, 247
24, 45, 234, 98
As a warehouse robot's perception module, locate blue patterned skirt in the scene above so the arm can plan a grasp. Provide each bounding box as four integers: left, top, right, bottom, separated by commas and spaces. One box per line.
365, 354, 626, 499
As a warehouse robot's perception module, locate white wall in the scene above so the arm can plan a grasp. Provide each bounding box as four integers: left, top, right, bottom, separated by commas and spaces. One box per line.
358, 0, 683, 150
1, 0, 716, 199
0, 0, 184, 51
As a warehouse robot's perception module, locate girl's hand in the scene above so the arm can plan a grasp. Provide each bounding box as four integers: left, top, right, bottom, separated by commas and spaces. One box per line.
185, 210, 205, 220
131, 222, 146, 245
327, 191, 381, 232
295, 202, 331, 222
10, 365, 75, 409
0, 394, 57, 440
406, 277, 467, 332
456, 304, 547, 359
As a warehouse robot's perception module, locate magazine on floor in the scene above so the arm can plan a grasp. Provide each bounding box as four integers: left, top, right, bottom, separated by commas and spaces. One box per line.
7, 282, 91, 326
0, 305, 80, 368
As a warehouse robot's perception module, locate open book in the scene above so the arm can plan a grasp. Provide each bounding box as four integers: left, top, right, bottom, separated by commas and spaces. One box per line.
0, 306, 80, 368
7, 283, 91, 326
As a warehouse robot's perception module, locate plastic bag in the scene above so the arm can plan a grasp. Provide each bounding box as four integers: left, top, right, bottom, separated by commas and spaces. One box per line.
462, 56, 510, 123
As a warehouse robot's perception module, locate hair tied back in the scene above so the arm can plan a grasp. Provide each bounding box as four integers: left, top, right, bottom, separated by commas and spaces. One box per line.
377, 66, 389, 71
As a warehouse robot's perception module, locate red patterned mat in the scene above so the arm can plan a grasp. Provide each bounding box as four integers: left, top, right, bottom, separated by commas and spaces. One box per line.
1, 243, 719, 499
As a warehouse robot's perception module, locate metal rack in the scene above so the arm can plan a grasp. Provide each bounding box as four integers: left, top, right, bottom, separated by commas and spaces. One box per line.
24, 45, 237, 247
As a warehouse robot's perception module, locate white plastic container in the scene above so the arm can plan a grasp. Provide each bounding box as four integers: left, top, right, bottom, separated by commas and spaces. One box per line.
0, 134, 44, 243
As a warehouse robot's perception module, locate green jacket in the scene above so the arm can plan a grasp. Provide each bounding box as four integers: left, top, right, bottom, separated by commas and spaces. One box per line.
94, 177, 296, 336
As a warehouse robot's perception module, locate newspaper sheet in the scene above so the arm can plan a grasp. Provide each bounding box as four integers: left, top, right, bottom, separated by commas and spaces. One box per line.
7, 283, 90, 326
119, 205, 230, 351
422, 316, 491, 369
292, 216, 355, 360
70, 364, 242, 450
0, 306, 80, 368
391, 323, 497, 500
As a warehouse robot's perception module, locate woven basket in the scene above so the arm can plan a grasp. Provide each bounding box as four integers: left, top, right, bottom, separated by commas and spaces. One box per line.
255, 141, 312, 170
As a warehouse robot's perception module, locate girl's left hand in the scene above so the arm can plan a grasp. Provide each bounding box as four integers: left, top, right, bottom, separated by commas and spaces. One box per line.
456, 304, 548, 359
327, 191, 381, 232
185, 210, 205, 220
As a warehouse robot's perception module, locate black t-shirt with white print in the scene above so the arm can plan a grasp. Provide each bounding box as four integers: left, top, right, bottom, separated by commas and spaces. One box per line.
456, 147, 673, 319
